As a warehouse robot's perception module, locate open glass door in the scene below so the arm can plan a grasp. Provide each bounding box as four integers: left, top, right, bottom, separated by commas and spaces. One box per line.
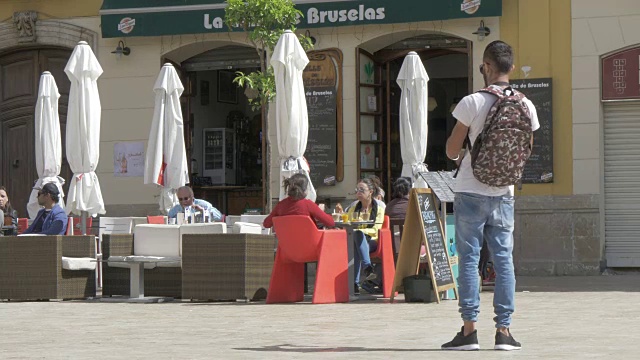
356, 49, 385, 186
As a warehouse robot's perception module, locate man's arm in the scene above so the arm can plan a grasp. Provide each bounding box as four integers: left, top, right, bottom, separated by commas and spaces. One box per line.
194, 199, 222, 221
43, 211, 67, 235
209, 206, 222, 222
167, 205, 179, 219
22, 212, 39, 234
446, 121, 470, 161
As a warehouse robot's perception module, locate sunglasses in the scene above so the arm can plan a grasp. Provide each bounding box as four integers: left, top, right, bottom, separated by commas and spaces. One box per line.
355, 188, 369, 193
37, 191, 47, 196
178, 197, 191, 201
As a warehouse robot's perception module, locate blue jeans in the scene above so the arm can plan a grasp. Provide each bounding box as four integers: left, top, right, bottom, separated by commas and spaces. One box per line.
353, 230, 378, 284
454, 192, 516, 328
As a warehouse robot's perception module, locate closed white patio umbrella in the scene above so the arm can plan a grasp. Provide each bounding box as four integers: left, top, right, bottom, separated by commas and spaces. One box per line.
144, 63, 189, 214
64, 41, 105, 232
397, 51, 430, 188
271, 30, 316, 201
27, 71, 66, 219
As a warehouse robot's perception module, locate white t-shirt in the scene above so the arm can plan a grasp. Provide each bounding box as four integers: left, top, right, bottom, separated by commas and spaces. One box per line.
452, 87, 540, 196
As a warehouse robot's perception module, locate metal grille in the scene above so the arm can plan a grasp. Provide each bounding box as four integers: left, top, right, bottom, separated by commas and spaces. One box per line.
604, 101, 640, 267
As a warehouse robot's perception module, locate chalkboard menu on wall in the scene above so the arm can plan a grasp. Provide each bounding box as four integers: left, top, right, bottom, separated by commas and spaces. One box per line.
303, 49, 343, 186
510, 78, 553, 183
416, 192, 455, 289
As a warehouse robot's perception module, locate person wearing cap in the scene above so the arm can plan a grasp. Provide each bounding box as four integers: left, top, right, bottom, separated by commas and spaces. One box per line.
23, 183, 68, 235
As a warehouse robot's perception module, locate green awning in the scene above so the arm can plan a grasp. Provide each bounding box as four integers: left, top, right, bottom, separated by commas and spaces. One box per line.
100, 0, 501, 38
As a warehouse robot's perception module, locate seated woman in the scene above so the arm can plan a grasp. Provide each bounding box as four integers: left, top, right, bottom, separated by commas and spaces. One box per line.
263, 173, 334, 229
0, 186, 18, 235
346, 178, 385, 293
385, 177, 411, 219
344, 175, 386, 212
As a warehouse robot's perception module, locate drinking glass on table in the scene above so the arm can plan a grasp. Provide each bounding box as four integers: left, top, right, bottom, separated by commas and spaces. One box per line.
360, 211, 369, 222
341, 213, 350, 223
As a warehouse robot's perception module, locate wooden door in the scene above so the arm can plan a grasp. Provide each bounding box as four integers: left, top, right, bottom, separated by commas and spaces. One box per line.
0, 48, 72, 217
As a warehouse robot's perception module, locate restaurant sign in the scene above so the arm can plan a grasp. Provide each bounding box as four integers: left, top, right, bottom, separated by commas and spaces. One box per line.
100, 0, 501, 38
602, 46, 640, 101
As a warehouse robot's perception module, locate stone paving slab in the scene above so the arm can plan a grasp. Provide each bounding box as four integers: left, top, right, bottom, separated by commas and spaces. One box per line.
1, 276, 639, 359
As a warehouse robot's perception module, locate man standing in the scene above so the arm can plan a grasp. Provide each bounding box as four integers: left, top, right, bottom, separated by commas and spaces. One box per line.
168, 186, 222, 222
23, 183, 68, 235
442, 41, 539, 351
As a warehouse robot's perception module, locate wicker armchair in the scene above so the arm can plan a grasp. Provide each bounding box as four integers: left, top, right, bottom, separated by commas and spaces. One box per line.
0, 235, 96, 300
182, 233, 276, 301
101, 234, 181, 298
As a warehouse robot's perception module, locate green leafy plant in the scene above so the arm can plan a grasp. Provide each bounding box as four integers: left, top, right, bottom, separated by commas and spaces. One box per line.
225, 0, 313, 210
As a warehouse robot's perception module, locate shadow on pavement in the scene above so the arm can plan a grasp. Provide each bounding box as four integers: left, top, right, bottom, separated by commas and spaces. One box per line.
233, 344, 494, 353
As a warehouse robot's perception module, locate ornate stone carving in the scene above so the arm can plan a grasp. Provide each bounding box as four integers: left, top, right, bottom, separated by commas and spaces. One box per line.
13, 11, 38, 43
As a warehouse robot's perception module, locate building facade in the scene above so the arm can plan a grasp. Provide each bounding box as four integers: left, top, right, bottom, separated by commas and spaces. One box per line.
571, 0, 640, 268
3, 1, 619, 274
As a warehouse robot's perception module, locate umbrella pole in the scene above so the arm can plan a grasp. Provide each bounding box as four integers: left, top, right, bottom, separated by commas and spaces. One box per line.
81, 211, 87, 235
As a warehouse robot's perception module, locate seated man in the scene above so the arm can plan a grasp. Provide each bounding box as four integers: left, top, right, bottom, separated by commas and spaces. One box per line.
168, 186, 222, 222
23, 183, 68, 235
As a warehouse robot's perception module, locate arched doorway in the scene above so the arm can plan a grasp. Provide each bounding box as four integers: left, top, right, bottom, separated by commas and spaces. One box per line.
168, 44, 264, 214
0, 47, 73, 217
356, 34, 472, 195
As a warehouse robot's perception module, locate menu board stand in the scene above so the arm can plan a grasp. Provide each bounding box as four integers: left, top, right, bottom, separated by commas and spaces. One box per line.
391, 188, 457, 303
419, 171, 458, 300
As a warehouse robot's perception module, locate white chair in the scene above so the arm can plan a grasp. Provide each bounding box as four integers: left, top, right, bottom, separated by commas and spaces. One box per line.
131, 217, 148, 227
240, 214, 270, 235
233, 222, 263, 234
98, 217, 135, 287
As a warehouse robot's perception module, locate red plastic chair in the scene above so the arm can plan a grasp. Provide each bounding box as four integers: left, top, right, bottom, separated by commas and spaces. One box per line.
69, 217, 93, 235
17, 218, 28, 234
370, 215, 396, 298
268, 215, 349, 304
147, 215, 165, 224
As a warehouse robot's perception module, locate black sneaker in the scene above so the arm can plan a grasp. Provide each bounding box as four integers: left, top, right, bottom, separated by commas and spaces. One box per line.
494, 330, 521, 351
353, 283, 360, 295
360, 281, 376, 294
363, 265, 377, 281
441, 327, 480, 351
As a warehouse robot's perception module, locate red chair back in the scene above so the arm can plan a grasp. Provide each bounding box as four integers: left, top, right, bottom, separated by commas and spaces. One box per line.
272, 216, 323, 263
147, 215, 165, 224
71, 217, 93, 235
17, 218, 28, 234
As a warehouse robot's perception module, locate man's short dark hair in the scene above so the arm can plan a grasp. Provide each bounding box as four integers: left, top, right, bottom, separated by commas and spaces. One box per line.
41, 183, 60, 202
483, 40, 514, 74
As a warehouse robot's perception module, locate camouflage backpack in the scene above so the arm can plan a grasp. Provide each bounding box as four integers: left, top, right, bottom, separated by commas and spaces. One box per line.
468, 85, 533, 187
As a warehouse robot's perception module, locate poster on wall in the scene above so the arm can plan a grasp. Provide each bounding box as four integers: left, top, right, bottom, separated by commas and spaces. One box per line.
303, 48, 344, 187
113, 141, 145, 177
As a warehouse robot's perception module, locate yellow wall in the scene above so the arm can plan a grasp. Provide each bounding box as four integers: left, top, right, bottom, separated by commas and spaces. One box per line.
501, 0, 573, 196
0, 0, 100, 19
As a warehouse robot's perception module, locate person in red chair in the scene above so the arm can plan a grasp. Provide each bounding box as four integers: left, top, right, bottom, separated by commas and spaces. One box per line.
263, 173, 334, 229
22, 183, 67, 235
345, 177, 385, 294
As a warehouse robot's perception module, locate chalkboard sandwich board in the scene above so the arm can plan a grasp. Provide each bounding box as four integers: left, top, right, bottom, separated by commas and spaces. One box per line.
391, 188, 457, 303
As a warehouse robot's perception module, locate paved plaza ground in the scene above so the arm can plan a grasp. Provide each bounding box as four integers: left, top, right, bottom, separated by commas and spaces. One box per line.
2, 275, 639, 359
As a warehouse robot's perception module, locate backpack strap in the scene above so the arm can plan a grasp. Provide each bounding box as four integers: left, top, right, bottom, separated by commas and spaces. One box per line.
478, 85, 506, 99
452, 136, 472, 178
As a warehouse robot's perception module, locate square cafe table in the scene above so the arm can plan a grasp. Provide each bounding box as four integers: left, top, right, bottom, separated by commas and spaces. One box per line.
94, 257, 175, 303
